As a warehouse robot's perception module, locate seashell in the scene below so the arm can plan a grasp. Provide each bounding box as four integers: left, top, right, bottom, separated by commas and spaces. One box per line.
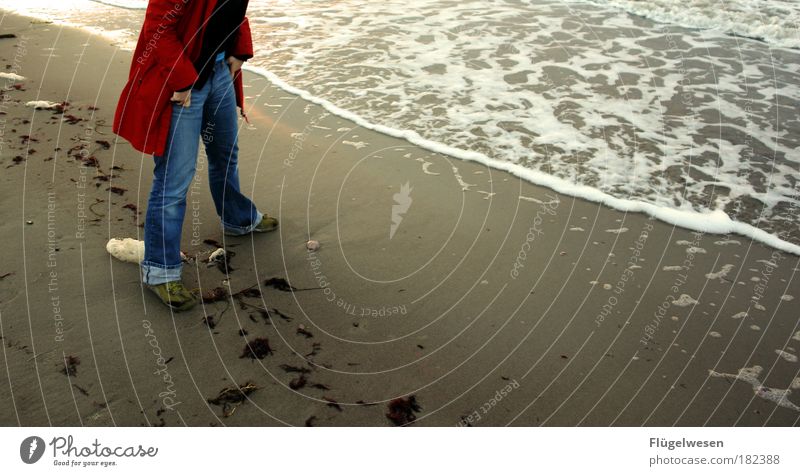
208, 248, 226, 262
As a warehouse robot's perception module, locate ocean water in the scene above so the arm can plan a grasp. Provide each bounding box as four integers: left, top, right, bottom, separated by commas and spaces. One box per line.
4, 0, 800, 251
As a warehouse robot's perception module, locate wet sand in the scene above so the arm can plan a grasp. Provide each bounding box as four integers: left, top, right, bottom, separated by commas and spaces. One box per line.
0, 12, 798, 426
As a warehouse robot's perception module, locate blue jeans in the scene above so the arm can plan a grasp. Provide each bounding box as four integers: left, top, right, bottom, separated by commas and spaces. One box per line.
141, 54, 263, 285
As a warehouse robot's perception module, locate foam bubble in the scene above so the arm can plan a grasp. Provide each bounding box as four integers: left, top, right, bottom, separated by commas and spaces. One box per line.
705, 264, 734, 282
672, 294, 698, 307
775, 349, 798, 363
709, 365, 800, 412
574, 0, 800, 48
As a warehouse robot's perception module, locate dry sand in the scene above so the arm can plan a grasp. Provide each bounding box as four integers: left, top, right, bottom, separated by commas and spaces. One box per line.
0, 12, 798, 426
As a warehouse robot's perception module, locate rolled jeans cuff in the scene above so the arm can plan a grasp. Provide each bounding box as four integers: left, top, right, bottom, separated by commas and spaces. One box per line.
221, 210, 263, 236
140, 260, 183, 286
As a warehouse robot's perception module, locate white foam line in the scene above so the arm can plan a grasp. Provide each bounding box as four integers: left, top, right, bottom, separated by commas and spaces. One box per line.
88, 0, 145, 10
520, 195, 559, 205
240, 65, 800, 256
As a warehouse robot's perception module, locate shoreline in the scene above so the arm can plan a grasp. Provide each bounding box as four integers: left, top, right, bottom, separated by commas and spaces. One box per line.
1, 11, 798, 427
239, 63, 800, 256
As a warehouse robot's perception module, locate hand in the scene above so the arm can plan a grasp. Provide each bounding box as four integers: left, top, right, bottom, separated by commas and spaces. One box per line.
227, 56, 244, 79
171, 89, 191, 107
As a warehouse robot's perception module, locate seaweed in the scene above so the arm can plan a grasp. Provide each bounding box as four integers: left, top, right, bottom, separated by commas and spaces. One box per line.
72, 384, 89, 396
279, 364, 311, 374
386, 396, 421, 426
201, 287, 228, 303
61, 355, 80, 377
289, 375, 307, 390
240, 337, 273, 360
82, 156, 99, 167
203, 238, 224, 248
304, 416, 317, 427
305, 342, 322, 358
207, 381, 258, 417
202, 315, 216, 329
269, 307, 293, 322
215, 249, 235, 274
236, 287, 261, 298
323, 396, 343, 412
297, 325, 313, 339
263, 277, 297, 292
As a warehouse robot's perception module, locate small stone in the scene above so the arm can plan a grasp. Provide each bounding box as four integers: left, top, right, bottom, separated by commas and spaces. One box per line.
306, 240, 320, 251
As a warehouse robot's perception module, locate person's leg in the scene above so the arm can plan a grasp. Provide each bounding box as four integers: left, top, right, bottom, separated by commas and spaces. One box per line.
141, 84, 209, 287
202, 57, 266, 236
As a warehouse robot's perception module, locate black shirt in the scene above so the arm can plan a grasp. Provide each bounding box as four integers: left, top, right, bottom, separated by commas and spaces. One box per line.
177, 0, 249, 92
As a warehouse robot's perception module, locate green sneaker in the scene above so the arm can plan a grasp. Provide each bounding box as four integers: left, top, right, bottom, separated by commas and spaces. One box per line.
254, 214, 279, 233
147, 281, 198, 312
224, 214, 279, 236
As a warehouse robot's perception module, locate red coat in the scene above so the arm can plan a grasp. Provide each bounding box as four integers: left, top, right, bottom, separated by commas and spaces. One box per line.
113, 0, 253, 156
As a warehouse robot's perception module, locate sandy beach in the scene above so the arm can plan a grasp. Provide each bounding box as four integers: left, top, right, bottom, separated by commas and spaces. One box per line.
0, 12, 798, 426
